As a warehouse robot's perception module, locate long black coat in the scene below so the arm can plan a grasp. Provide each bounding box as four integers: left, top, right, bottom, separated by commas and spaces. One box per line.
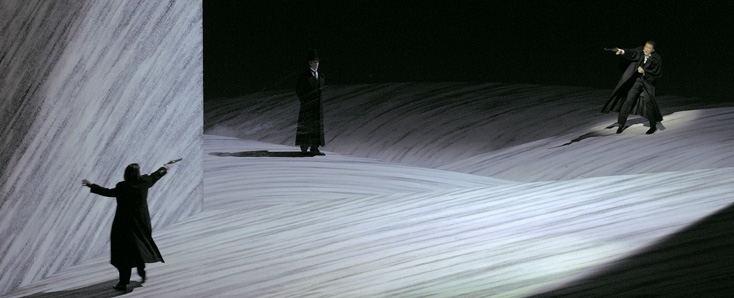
602, 46, 663, 122
90, 167, 166, 268
295, 70, 325, 146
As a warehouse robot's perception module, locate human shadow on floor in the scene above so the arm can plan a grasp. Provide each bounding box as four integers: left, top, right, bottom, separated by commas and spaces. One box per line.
529, 203, 734, 297
550, 120, 668, 148
549, 131, 612, 148
602, 117, 648, 130
604, 119, 667, 131
22, 280, 142, 297
210, 151, 314, 158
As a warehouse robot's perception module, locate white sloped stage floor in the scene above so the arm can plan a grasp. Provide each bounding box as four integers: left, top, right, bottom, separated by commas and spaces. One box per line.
8, 84, 734, 297
9, 138, 734, 297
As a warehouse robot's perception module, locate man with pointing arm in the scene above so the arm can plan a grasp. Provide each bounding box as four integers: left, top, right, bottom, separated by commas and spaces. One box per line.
602, 41, 663, 134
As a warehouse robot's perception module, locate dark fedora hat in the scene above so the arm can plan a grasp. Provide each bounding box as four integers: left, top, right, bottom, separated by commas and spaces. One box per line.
307, 49, 320, 61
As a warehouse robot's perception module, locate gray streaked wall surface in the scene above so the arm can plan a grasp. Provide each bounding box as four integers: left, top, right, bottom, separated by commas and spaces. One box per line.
0, 0, 203, 294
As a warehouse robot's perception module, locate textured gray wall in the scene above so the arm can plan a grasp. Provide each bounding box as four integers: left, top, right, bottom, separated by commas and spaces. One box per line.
0, 0, 203, 294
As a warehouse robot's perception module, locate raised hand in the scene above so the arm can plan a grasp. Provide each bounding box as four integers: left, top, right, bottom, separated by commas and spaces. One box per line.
164, 158, 182, 170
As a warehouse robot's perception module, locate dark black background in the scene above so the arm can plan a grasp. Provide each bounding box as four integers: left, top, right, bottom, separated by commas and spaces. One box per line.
204, 0, 733, 101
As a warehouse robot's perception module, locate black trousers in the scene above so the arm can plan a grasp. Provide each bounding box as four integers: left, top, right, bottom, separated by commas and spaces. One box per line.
618, 78, 645, 127
116, 264, 145, 284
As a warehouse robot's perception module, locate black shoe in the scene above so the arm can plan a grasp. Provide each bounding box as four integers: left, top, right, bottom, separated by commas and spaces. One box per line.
113, 283, 127, 291
309, 148, 325, 156
616, 126, 626, 134
646, 126, 657, 134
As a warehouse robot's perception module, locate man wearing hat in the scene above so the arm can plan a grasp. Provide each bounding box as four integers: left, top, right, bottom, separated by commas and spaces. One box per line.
295, 49, 326, 155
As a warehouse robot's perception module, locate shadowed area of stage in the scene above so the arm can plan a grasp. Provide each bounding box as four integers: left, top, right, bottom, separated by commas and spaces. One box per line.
204, 83, 733, 170
530, 203, 734, 297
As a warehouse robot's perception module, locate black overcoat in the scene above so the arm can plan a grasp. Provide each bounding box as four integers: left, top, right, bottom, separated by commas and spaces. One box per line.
90, 167, 166, 268
602, 46, 663, 122
295, 70, 325, 146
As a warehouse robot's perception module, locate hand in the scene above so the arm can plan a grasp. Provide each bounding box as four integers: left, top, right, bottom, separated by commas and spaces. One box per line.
616, 48, 623, 55
637, 66, 645, 74
82, 179, 92, 186
163, 163, 171, 170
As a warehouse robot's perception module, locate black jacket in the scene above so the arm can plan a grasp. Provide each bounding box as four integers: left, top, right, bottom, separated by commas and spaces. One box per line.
295, 70, 325, 146
90, 167, 167, 267
602, 46, 663, 122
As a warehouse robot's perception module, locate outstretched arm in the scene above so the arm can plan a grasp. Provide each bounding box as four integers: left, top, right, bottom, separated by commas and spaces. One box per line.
618, 47, 644, 61
148, 162, 172, 186
82, 179, 117, 197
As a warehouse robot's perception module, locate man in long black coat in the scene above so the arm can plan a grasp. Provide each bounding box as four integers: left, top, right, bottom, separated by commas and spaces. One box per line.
602, 41, 663, 134
295, 49, 326, 156
82, 162, 172, 291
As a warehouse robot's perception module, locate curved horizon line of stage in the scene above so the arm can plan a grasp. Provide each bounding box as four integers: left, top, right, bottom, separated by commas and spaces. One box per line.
205, 82, 734, 182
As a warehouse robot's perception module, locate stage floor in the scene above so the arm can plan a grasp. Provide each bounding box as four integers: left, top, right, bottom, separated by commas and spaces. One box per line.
8, 132, 734, 297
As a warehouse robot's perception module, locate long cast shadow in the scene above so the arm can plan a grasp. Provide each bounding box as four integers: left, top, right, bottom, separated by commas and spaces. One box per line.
550, 119, 668, 148
210, 151, 313, 158
529, 203, 734, 297
22, 280, 142, 298
549, 131, 611, 148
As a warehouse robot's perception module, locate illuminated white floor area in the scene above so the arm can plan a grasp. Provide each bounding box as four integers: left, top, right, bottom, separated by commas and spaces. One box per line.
8, 128, 734, 297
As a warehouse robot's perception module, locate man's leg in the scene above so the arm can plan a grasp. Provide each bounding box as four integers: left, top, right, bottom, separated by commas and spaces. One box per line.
308, 132, 323, 156
647, 120, 658, 134
309, 145, 324, 156
618, 79, 644, 133
306, 124, 324, 156
137, 264, 146, 283
114, 266, 131, 290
